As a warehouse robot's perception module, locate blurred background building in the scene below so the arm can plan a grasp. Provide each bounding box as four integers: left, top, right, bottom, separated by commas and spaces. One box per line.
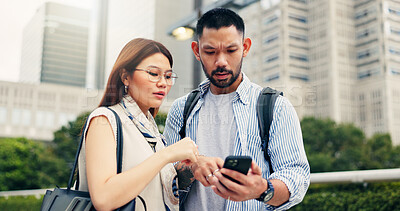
19, 2, 90, 87
1, 0, 399, 145
238, 0, 400, 145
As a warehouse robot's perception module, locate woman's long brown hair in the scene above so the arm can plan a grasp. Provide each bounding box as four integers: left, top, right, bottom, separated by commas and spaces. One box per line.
98, 38, 173, 117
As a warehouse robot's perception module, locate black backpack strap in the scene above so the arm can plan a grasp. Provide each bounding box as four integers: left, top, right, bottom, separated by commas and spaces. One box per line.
179, 89, 201, 139
257, 87, 283, 174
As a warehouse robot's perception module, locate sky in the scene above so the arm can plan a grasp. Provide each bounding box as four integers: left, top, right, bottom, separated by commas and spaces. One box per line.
0, 0, 93, 82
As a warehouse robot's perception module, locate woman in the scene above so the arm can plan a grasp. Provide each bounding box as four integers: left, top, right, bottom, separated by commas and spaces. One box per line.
78, 38, 198, 211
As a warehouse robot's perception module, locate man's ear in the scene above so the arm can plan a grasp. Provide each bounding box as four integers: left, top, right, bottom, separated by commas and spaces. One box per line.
242, 37, 252, 58
191, 41, 201, 61
120, 69, 129, 86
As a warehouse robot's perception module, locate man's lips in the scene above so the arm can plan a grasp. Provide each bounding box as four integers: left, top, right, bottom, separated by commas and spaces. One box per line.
214, 72, 230, 80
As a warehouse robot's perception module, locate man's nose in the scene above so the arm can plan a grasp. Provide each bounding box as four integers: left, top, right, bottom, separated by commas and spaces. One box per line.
215, 54, 228, 67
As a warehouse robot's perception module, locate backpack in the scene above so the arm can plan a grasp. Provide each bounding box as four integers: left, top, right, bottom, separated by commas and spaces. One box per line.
178, 87, 283, 174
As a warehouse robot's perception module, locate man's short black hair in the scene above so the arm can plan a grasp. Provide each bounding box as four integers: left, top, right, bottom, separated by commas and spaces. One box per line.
196, 7, 245, 39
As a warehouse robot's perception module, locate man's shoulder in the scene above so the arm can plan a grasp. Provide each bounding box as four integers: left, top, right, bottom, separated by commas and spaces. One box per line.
169, 92, 193, 114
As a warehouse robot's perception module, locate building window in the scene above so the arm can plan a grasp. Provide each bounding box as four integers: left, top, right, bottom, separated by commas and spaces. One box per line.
388, 7, 400, 16
36, 111, 55, 128
264, 73, 280, 82
290, 53, 309, 62
290, 73, 309, 81
265, 53, 279, 63
0, 107, 6, 124
389, 47, 400, 56
357, 47, 378, 59
289, 33, 308, 42
12, 109, 22, 125
391, 68, 400, 75
358, 68, 380, 79
355, 9, 369, 19
264, 14, 279, 25
390, 27, 400, 35
289, 14, 307, 23
263, 34, 279, 44
356, 28, 374, 39
290, 0, 307, 3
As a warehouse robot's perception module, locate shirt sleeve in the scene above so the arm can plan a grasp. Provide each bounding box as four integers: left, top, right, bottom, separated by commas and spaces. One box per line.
163, 96, 186, 146
265, 96, 310, 210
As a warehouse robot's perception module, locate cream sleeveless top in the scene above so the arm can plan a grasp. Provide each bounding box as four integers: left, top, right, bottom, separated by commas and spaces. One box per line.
77, 99, 178, 211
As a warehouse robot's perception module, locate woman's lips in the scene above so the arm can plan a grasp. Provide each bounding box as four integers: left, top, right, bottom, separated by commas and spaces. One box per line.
153, 91, 165, 99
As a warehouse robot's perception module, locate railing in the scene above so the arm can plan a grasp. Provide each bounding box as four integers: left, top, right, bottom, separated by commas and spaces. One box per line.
310, 168, 400, 184
1, 168, 400, 198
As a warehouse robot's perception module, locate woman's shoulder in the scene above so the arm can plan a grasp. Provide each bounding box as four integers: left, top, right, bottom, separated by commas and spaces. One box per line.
85, 107, 118, 136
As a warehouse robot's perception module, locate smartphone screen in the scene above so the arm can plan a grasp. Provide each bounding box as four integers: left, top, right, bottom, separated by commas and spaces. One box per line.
222, 155, 252, 184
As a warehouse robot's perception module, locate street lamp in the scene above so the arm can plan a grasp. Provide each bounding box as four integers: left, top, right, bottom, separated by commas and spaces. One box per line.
171, 26, 195, 41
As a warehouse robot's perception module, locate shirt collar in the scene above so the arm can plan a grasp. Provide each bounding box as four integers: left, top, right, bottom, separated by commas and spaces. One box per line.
197, 72, 251, 105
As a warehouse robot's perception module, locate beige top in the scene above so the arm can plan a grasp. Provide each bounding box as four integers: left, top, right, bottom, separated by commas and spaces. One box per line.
78, 100, 178, 211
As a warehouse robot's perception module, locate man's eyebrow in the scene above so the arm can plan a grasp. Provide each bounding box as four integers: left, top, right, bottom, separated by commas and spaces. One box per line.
227, 43, 239, 48
202, 45, 215, 49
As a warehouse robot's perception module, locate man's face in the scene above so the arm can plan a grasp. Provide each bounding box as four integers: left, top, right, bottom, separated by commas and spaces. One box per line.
192, 26, 251, 93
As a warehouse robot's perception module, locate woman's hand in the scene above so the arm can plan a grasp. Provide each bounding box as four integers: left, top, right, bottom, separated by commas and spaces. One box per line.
161, 137, 198, 164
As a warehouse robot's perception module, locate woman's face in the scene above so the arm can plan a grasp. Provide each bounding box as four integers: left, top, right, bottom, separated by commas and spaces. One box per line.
124, 53, 173, 114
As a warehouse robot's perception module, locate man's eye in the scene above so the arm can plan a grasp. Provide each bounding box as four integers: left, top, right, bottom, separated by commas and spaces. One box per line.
204, 51, 215, 55
165, 75, 172, 79
228, 49, 237, 53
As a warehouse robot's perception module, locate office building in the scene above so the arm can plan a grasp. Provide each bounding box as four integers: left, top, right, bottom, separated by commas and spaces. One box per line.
239, 0, 400, 145
20, 2, 90, 87
0, 81, 101, 141
105, 0, 196, 105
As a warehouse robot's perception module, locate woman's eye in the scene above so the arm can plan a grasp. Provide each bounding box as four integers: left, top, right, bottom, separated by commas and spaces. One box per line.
148, 72, 158, 76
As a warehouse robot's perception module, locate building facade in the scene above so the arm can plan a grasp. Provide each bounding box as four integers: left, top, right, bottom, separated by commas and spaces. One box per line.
19, 2, 90, 87
0, 81, 101, 141
240, 0, 400, 145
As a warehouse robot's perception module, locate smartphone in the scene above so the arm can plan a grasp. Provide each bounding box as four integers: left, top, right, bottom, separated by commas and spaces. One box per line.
222, 155, 252, 184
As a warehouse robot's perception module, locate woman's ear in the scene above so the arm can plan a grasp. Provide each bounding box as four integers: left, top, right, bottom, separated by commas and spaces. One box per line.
120, 68, 129, 86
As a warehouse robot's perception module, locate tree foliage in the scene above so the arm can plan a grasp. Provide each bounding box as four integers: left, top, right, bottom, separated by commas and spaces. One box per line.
0, 138, 68, 191
301, 117, 400, 173
51, 112, 90, 164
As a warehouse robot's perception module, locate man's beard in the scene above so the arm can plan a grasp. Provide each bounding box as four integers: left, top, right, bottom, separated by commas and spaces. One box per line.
200, 58, 243, 88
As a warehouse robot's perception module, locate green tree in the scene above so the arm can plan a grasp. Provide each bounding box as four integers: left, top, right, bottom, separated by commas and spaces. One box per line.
0, 138, 68, 191
363, 133, 400, 169
154, 112, 168, 133
301, 117, 400, 173
51, 112, 90, 164
0, 138, 42, 190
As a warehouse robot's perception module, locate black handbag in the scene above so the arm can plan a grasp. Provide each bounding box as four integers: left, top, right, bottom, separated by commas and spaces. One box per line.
40, 108, 147, 211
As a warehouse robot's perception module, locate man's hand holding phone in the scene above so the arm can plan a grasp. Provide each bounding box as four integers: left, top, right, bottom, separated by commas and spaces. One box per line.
209, 156, 269, 202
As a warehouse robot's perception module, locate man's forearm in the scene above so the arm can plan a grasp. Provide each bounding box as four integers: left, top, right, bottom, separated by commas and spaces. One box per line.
175, 162, 195, 190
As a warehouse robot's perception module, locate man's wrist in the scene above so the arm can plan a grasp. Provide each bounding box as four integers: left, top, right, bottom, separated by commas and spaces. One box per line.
256, 179, 274, 203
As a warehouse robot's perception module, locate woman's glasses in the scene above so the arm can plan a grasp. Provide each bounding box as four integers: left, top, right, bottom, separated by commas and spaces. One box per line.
135, 67, 178, 85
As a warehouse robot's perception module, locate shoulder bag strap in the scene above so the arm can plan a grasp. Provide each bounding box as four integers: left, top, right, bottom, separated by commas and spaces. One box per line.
68, 107, 124, 190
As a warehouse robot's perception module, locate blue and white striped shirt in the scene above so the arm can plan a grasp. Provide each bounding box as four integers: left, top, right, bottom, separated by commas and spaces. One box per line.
164, 74, 310, 210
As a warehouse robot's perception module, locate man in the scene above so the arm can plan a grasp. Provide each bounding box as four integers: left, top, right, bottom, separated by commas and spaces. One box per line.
164, 8, 310, 211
